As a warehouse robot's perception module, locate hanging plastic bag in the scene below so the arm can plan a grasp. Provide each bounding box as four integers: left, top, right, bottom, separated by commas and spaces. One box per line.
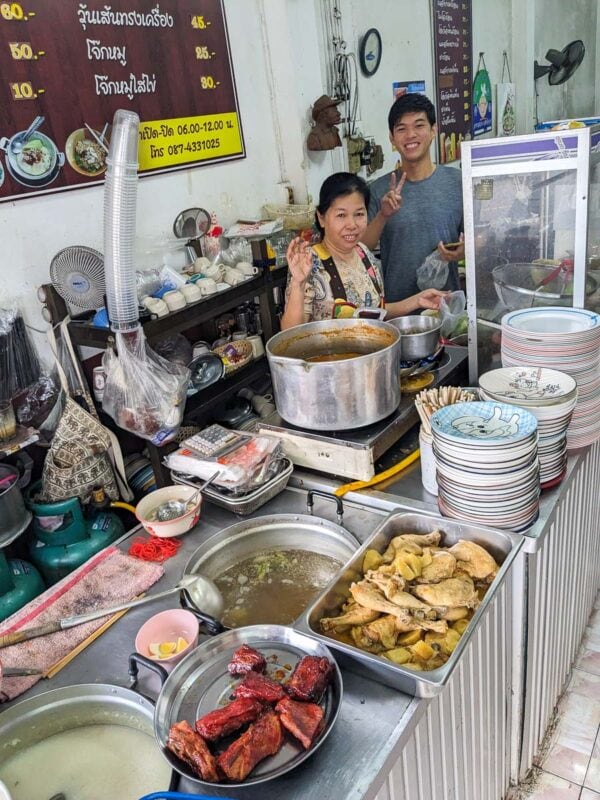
439, 290, 467, 339
416, 250, 449, 291
102, 328, 190, 446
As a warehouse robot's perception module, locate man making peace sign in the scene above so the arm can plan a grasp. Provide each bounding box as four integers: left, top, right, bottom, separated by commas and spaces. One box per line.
363, 93, 464, 303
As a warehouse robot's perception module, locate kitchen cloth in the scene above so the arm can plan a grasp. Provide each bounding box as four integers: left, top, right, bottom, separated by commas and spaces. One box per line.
0, 546, 163, 701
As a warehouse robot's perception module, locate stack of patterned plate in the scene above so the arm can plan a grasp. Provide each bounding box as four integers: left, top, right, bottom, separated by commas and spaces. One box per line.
479, 366, 577, 488
501, 307, 600, 450
124, 453, 157, 498
430, 400, 539, 532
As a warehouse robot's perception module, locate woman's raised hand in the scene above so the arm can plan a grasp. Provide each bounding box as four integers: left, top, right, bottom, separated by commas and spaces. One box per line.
286, 236, 313, 285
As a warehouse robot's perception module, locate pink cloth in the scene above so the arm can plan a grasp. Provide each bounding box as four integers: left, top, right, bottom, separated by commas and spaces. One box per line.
0, 546, 164, 701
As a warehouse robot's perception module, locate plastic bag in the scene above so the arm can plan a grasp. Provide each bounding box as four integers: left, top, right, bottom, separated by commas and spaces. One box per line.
0, 308, 41, 401
102, 328, 190, 446
416, 251, 449, 290
439, 290, 467, 339
152, 334, 193, 367
12, 374, 61, 431
166, 435, 282, 492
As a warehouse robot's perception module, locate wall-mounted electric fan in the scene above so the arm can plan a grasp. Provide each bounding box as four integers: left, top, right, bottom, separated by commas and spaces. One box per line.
534, 40, 585, 85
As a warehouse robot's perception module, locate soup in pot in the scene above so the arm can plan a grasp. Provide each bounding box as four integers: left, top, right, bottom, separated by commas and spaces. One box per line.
215, 548, 343, 627
305, 352, 362, 362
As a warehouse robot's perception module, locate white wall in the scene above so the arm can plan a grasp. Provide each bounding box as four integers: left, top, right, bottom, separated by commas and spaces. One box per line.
533, 0, 598, 124
1, 0, 598, 365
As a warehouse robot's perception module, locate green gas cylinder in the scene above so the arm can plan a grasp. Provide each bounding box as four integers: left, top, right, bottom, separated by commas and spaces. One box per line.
0, 550, 46, 621
26, 484, 125, 585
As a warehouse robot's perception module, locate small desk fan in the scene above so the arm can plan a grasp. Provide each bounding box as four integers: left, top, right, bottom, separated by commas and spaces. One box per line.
49, 246, 106, 311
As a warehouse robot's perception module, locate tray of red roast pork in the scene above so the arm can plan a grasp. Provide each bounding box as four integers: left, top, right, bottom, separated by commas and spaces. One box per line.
153, 625, 342, 787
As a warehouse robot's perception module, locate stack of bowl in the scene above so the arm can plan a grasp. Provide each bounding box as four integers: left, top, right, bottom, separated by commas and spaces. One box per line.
501, 307, 600, 449
478, 367, 577, 488
430, 400, 540, 532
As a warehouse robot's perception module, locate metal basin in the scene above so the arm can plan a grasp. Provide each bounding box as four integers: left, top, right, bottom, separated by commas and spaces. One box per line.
266, 319, 401, 430
387, 315, 442, 361
184, 512, 360, 627
492, 262, 598, 309
295, 511, 523, 697
0, 683, 172, 798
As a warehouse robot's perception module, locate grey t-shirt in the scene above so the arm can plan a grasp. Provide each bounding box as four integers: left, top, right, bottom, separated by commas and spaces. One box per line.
368, 165, 463, 302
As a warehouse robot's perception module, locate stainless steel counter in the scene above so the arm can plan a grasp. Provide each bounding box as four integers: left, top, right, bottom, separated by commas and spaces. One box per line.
4, 437, 596, 800
291, 423, 589, 553
5, 488, 425, 800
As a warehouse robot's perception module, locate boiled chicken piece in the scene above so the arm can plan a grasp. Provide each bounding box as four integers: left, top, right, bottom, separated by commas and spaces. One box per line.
365, 571, 434, 616
413, 576, 480, 609
417, 551, 457, 584
438, 606, 469, 621
349, 582, 447, 633
381, 531, 442, 562
448, 540, 499, 581
364, 570, 406, 596
320, 604, 380, 632
360, 614, 398, 650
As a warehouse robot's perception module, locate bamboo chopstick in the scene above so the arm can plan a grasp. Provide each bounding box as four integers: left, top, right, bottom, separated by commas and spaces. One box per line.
414, 386, 477, 437
43, 596, 144, 679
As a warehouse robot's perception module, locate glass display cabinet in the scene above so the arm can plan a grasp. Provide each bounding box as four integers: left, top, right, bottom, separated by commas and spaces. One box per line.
461, 125, 600, 381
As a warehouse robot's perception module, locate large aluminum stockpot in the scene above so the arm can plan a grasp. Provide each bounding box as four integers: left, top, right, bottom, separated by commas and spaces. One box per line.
266, 319, 401, 430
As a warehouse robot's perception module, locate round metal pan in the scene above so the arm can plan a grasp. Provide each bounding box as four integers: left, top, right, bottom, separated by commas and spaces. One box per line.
154, 624, 343, 787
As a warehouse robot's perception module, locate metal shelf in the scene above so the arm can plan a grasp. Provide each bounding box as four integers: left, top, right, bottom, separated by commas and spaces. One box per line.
65, 267, 287, 348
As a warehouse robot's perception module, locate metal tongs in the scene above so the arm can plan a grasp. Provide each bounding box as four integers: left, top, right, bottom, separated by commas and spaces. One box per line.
530, 258, 574, 307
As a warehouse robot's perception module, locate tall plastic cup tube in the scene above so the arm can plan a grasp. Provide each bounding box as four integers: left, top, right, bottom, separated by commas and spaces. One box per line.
103, 109, 140, 331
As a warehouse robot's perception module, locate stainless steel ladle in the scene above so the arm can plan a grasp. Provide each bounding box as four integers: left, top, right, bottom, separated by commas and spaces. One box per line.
0, 573, 224, 649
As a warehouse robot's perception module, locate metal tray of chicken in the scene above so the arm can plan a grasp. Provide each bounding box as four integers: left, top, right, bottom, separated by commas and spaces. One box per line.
154, 624, 342, 787
294, 511, 523, 697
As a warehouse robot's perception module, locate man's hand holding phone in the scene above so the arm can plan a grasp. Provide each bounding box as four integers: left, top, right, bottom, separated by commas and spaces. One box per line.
437, 232, 465, 262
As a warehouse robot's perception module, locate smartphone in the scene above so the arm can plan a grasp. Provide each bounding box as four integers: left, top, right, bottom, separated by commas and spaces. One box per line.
444, 241, 461, 251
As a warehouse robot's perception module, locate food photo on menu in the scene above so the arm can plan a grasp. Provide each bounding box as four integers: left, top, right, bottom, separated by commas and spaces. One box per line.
65, 123, 111, 177
0, 116, 64, 188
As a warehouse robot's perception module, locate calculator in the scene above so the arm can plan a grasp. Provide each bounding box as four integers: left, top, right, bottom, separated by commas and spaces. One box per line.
182, 425, 249, 458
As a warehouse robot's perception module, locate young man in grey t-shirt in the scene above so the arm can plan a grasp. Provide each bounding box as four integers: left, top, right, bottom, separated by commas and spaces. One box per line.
363, 94, 464, 303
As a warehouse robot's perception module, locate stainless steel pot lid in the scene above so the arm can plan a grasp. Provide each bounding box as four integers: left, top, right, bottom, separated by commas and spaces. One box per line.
154, 624, 343, 787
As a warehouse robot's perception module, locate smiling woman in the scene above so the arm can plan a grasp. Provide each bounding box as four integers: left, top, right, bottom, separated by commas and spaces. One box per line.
280, 172, 446, 330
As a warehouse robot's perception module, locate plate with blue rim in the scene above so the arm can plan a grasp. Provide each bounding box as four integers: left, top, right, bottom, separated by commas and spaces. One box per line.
430, 400, 538, 446
502, 307, 600, 336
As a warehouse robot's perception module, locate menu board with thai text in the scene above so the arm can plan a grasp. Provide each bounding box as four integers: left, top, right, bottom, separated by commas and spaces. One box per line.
431, 0, 472, 164
0, 0, 244, 202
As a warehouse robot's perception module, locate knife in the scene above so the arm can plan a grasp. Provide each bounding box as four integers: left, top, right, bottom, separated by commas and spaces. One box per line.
2, 667, 42, 677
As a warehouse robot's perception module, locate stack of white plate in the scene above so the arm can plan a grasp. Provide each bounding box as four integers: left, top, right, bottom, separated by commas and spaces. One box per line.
479, 366, 577, 488
430, 400, 539, 532
501, 307, 600, 450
